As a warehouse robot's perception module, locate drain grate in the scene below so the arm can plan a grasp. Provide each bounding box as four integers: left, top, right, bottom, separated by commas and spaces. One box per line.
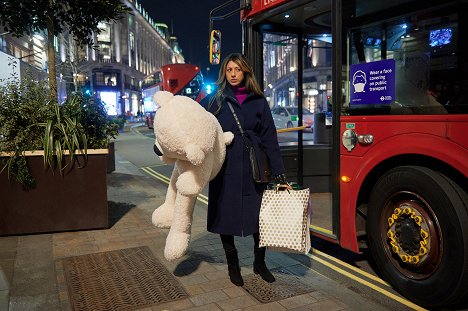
63, 246, 188, 311
242, 268, 316, 303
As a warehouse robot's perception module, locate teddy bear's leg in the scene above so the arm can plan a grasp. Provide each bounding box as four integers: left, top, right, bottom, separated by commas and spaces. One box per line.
152, 166, 179, 228
164, 193, 197, 261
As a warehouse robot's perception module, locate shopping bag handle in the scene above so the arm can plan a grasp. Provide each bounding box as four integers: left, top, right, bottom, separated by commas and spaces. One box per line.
275, 183, 293, 193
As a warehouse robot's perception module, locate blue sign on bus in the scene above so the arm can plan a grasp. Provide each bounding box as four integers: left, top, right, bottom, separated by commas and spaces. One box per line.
350, 59, 395, 105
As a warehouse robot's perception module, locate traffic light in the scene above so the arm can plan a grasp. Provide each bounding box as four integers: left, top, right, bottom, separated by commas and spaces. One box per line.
205, 83, 213, 95
209, 30, 221, 65
83, 81, 92, 96
205, 82, 216, 95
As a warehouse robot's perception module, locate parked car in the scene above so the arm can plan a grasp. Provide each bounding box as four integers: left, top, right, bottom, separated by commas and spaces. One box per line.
271, 106, 314, 131
145, 111, 156, 129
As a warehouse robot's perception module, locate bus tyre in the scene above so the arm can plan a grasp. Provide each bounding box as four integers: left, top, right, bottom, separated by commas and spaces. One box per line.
367, 166, 468, 308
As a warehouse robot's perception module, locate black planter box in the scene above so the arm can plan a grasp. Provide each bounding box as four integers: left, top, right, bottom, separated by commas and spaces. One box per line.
0, 150, 109, 235
107, 141, 115, 173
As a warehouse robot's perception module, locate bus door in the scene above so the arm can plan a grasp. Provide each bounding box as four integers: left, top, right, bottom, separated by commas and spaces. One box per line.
245, 2, 337, 240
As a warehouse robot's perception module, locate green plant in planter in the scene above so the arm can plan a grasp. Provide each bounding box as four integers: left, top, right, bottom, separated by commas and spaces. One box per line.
38, 98, 88, 174
109, 116, 126, 131
61, 92, 120, 149
0, 77, 119, 188
0, 77, 54, 187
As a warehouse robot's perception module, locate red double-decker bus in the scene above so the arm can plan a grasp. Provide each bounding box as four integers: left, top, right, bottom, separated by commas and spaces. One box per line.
209, 0, 468, 308
141, 63, 205, 128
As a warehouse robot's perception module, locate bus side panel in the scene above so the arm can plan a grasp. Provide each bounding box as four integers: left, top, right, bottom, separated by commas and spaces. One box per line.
447, 120, 468, 150
340, 115, 468, 158
339, 127, 468, 253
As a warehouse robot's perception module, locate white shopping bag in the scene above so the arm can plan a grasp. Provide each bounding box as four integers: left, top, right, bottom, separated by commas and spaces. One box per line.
259, 185, 311, 254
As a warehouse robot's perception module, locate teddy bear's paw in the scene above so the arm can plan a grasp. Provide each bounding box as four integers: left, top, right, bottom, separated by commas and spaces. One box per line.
223, 131, 234, 145
164, 232, 190, 261
151, 205, 173, 228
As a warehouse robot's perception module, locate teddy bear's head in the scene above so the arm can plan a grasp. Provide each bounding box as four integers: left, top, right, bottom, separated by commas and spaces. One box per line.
153, 91, 218, 166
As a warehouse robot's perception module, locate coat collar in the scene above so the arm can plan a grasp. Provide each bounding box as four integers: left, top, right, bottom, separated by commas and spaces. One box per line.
222, 86, 257, 107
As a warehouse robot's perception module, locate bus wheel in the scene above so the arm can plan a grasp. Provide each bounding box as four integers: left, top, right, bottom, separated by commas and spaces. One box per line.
367, 166, 468, 308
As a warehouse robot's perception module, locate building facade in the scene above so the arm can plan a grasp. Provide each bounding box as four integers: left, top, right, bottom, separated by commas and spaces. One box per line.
0, 0, 183, 116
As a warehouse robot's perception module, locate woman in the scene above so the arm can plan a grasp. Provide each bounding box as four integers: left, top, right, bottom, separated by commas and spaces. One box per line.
201, 53, 286, 286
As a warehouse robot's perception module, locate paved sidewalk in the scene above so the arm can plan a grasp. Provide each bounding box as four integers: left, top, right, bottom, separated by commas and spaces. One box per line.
0, 133, 389, 311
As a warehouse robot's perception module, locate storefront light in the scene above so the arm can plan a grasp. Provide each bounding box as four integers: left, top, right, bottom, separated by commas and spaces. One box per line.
99, 91, 118, 116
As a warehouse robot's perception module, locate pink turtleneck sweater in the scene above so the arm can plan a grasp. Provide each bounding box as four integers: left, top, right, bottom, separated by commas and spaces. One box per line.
230, 85, 249, 105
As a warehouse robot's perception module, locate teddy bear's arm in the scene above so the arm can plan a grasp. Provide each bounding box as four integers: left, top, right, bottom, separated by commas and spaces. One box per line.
175, 163, 207, 196
185, 144, 205, 166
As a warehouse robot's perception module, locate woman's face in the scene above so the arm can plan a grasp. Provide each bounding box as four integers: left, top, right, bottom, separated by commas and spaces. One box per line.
225, 60, 245, 87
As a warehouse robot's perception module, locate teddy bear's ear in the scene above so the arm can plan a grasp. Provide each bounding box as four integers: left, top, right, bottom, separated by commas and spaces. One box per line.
185, 144, 205, 166
153, 91, 174, 107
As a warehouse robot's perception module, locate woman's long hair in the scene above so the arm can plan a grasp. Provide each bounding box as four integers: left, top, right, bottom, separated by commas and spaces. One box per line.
208, 53, 263, 114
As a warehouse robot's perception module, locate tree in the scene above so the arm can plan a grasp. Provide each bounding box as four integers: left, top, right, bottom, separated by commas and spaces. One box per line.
0, 0, 131, 100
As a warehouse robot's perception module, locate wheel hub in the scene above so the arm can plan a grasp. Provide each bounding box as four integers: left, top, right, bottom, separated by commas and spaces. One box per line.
387, 202, 430, 265
395, 217, 421, 254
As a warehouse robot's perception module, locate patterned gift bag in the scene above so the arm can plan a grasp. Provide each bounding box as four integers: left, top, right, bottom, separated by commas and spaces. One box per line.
259, 185, 311, 254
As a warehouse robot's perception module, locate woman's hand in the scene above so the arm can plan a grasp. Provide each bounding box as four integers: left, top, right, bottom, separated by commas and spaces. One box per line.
273, 173, 287, 184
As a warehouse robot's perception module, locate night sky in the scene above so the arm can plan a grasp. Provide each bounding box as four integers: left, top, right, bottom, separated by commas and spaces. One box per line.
137, 0, 242, 82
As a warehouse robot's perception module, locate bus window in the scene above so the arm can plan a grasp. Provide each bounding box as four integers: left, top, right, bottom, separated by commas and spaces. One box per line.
263, 32, 332, 146
177, 72, 204, 101
263, 33, 310, 145
346, 10, 465, 115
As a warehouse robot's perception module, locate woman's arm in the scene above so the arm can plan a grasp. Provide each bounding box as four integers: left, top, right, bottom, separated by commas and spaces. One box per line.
259, 98, 285, 176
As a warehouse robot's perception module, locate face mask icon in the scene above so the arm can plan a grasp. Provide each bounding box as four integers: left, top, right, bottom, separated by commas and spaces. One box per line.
352, 70, 366, 93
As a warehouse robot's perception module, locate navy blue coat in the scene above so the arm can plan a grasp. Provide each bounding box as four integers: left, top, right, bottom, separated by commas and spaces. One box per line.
201, 87, 285, 236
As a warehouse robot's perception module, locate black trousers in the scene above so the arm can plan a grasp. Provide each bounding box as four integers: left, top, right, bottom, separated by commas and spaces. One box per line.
220, 233, 260, 251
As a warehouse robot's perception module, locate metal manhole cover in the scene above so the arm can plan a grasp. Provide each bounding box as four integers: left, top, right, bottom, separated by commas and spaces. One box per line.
242, 268, 316, 303
62, 246, 188, 311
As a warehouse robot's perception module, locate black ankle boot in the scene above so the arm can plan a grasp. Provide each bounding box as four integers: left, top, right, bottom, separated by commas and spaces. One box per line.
253, 247, 275, 283
225, 249, 244, 286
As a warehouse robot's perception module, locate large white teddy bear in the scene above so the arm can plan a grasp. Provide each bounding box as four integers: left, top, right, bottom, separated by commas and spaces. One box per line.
151, 91, 233, 261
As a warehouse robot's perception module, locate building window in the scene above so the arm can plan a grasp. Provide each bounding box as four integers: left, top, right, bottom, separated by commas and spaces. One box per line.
129, 32, 135, 51
0, 36, 5, 52
269, 50, 275, 68
98, 43, 112, 60
95, 72, 105, 85
95, 72, 118, 86
104, 73, 117, 86
54, 35, 59, 52
97, 22, 111, 42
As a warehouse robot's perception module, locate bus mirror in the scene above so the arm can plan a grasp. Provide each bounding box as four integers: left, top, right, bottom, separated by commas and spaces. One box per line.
210, 30, 221, 65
